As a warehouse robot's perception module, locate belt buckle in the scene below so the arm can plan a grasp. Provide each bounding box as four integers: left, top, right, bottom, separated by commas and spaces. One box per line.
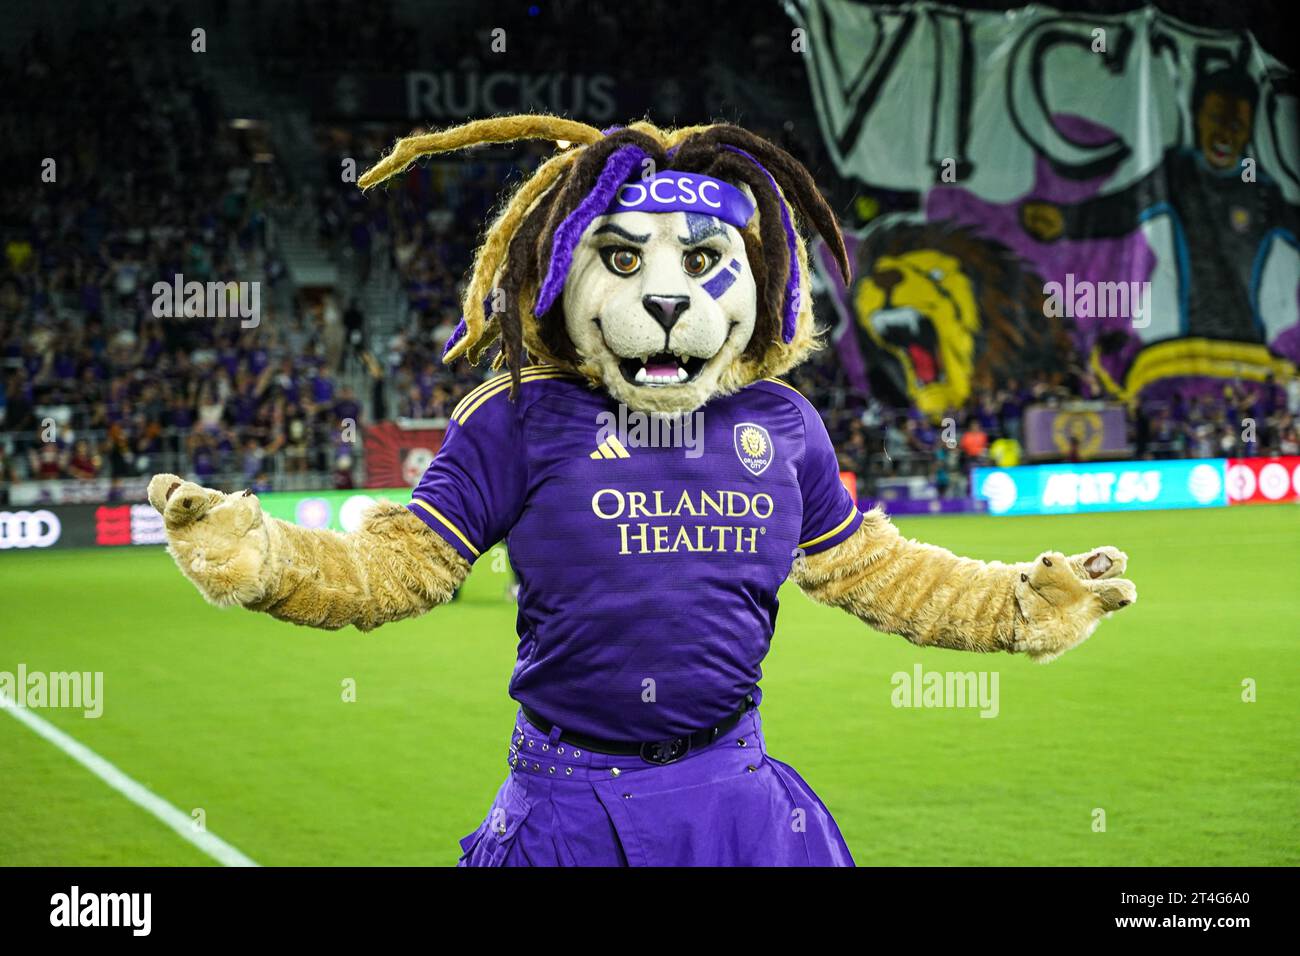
640, 736, 690, 765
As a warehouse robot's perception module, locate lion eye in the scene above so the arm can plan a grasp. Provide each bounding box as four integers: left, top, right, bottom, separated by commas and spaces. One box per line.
600, 247, 642, 276
683, 249, 719, 277
929, 268, 945, 281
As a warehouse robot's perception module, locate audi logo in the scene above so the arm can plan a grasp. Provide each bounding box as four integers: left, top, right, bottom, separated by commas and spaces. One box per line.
0, 510, 62, 549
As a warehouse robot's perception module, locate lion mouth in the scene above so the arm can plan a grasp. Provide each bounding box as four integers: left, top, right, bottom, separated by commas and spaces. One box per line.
871, 307, 943, 386
618, 352, 708, 387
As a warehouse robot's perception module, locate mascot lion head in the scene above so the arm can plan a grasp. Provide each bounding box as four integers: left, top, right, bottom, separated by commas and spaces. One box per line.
849, 220, 1068, 418
359, 115, 849, 414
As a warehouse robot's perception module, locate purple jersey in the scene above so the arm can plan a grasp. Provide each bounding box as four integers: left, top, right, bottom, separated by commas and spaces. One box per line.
408, 366, 862, 740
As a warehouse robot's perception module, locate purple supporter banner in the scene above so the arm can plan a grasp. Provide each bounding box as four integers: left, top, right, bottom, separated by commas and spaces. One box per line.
798, 3, 1300, 418
1022, 402, 1130, 461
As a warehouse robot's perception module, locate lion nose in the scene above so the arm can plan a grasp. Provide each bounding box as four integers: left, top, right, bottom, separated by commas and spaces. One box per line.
872, 268, 904, 293
642, 295, 691, 333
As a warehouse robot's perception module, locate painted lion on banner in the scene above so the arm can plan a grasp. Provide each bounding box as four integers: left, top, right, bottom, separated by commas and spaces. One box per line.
852, 220, 1072, 418
147, 116, 1136, 867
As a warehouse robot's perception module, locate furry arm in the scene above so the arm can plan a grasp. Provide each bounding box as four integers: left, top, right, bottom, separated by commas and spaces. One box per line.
147, 474, 470, 631
792, 508, 1136, 662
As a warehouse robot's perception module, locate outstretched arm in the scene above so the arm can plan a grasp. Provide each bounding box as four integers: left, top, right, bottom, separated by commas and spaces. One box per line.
793, 508, 1136, 662
148, 474, 470, 631
1020, 161, 1166, 243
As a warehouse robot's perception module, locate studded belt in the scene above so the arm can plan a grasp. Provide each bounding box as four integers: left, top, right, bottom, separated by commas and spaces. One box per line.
518, 695, 754, 767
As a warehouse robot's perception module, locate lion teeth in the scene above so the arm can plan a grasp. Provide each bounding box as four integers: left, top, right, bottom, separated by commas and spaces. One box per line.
870, 307, 921, 336
632, 358, 690, 386
634, 366, 682, 385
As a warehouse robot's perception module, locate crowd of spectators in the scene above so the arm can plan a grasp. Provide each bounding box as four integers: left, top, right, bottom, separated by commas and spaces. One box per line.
0, 0, 836, 503
3, 2, 1298, 511
0, 13, 361, 497
311, 122, 557, 419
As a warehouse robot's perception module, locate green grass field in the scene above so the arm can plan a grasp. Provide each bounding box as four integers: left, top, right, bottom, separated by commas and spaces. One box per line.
2, 505, 1297, 866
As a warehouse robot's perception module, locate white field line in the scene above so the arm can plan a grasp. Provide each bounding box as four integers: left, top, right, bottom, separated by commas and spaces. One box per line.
1, 694, 260, 867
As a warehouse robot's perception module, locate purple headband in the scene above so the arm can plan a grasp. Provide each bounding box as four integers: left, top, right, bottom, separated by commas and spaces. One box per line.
604, 171, 755, 229
441, 316, 467, 358
720, 145, 802, 343
535, 144, 649, 316
536, 161, 759, 318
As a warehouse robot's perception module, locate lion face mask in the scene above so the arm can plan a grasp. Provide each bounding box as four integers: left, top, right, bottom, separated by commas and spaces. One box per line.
357, 116, 852, 414
561, 200, 759, 412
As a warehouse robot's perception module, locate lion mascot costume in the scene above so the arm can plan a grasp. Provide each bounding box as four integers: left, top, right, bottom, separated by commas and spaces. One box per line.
146, 115, 1136, 867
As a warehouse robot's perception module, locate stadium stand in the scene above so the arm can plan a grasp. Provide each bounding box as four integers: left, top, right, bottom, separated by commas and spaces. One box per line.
2, 0, 1297, 510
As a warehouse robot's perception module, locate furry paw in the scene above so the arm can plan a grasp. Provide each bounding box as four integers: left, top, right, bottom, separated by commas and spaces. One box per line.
1066, 546, 1128, 582
147, 474, 274, 607
1010, 548, 1136, 663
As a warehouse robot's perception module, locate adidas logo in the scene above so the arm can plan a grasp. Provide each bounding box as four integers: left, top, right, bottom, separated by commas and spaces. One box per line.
589, 435, 632, 460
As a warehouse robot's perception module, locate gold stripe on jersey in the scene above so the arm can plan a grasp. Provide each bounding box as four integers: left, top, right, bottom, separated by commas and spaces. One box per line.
457, 369, 574, 421
409, 497, 481, 557
798, 505, 859, 551
764, 377, 804, 398
451, 365, 559, 421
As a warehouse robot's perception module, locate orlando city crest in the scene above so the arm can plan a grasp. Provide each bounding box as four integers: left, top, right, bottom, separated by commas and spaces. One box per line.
734, 423, 774, 476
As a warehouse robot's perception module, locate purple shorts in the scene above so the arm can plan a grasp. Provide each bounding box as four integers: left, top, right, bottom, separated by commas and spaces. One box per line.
457, 706, 854, 867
